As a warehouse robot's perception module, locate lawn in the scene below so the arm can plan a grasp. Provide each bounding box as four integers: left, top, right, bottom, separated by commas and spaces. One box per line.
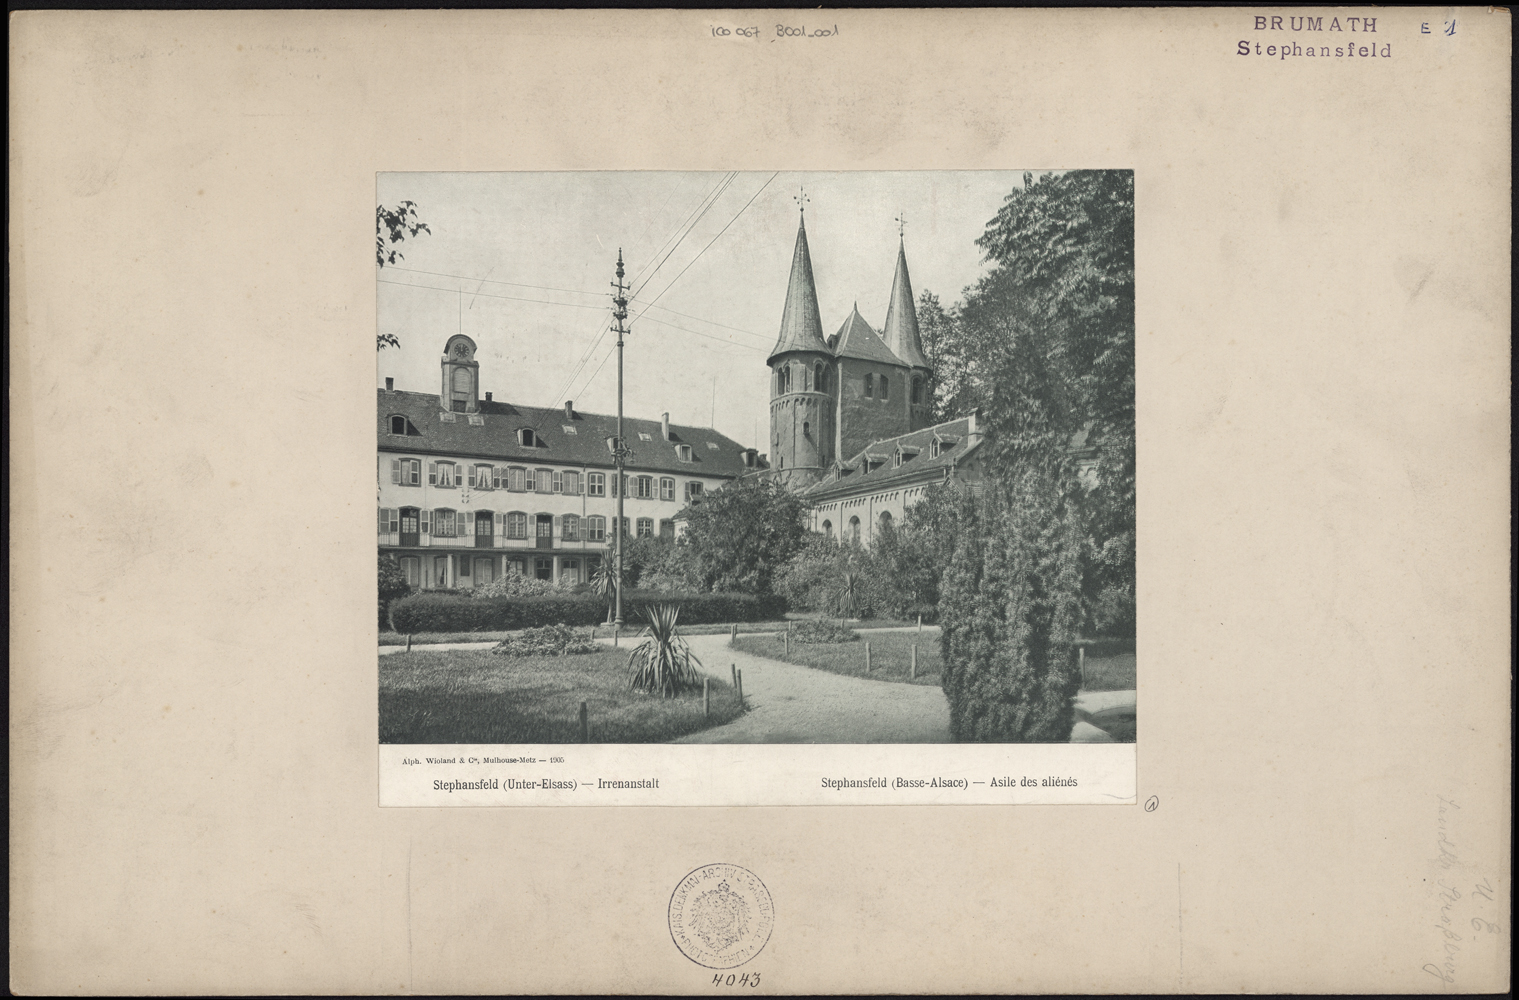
731, 631, 943, 686
378, 616, 933, 645
379, 646, 743, 744
731, 633, 1136, 694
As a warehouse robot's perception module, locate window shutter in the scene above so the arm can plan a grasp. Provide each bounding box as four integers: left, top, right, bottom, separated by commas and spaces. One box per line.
389, 510, 399, 533
391, 459, 401, 484
492, 467, 502, 489
428, 462, 438, 486
494, 512, 503, 534
378, 508, 387, 533
421, 510, 430, 535
553, 471, 563, 493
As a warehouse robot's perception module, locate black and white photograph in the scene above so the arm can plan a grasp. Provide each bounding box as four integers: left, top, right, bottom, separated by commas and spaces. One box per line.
376, 170, 1135, 767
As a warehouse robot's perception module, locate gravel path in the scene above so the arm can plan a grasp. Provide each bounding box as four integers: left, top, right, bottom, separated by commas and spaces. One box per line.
668, 634, 951, 744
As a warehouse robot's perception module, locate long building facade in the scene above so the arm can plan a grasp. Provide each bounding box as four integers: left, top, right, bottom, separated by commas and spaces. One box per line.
379, 333, 757, 589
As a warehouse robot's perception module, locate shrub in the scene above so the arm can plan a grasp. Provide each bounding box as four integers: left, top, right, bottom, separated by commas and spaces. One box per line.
491, 624, 599, 657
388, 590, 787, 634
379, 555, 412, 629
938, 474, 1084, 743
471, 573, 562, 599
781, 619, 858, 644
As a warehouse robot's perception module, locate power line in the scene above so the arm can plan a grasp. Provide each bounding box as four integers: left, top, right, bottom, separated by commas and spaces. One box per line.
629, 172, 737, 298
382, 266, 605, 301
633, 172, 778, 320
631, 299, 770, 343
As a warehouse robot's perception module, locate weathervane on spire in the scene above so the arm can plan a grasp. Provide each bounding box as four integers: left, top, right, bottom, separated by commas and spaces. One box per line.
894, 212, 906, 240
794, 186, 809, 217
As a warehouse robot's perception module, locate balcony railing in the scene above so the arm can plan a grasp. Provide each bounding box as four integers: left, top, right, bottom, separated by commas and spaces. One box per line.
380, 532, 601, 550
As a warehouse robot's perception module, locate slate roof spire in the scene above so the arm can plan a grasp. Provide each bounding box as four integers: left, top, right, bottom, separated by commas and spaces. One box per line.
882, 238, 930, 370
768, 214, 830, 364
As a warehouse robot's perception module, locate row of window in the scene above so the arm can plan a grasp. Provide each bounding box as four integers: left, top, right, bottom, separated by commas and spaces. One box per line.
387, 458, 706, 501
772, 366, 927, 403
388, 417, 713, 463
379, 508, 673, 541
818, 510, 892, 542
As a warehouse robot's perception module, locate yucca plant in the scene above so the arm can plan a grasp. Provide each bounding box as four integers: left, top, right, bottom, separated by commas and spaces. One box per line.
590, 561, 623, 624
626, 602, 703, 698
835, 571, 863, 620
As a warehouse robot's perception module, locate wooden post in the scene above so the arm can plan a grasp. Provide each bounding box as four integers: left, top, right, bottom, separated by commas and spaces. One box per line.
917, 615, 922, 634
703, 677, 710, 717
784, 630, 790, 657
736, 668, 744, 705
731, 623, 737, 641
405, 634, 412, 652
1078, 645, 1086, 688
731, 663, 737, 688
865, 641, 872, 673
911, 644, 917, 679
579, 701, 588, 743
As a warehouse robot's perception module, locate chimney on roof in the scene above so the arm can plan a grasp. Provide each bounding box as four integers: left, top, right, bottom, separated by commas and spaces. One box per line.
385, 377, 394, 391
967, 408, 982, 447
564, 400, 575, 420
662, 412, 671, 440
743, 449, 756, 469
485, 391, 492, 402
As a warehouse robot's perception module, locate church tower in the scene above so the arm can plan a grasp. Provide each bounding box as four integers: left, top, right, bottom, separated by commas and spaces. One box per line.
881, 237, 934, 431
767, 211, 835, 488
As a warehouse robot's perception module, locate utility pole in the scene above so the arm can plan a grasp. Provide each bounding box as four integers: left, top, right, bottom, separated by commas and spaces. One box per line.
611, 250, 630, 640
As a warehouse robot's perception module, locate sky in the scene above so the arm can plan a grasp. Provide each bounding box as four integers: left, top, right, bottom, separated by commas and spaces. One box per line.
377, 171, 1031, 452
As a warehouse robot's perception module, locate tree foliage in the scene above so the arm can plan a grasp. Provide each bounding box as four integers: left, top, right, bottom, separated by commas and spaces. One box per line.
376, 200, 432, 350
679, 477, 807, 595
929, 169, 1134, 740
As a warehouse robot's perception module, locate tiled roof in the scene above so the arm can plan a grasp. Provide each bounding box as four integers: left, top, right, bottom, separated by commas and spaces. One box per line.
803, 416, 980, 499
882, 241, 931, 370
379, 389, 753, 478
832, 304, 905, 366
768, 219, 831, 362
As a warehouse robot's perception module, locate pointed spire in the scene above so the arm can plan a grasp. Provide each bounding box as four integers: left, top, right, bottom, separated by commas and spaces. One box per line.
768, 216, 830, 363
882, 239, 930, 370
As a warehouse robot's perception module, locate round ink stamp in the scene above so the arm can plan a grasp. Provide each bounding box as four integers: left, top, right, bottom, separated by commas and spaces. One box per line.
668, 863, 774, 969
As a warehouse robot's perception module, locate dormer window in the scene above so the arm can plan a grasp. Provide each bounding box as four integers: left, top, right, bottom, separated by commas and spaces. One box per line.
517, 428, 539, 448
930, 439, 940, 458
638, 432, 653, 442
388, 415, 420, 436
893, 449, 902, 468
676, 444, 693, 462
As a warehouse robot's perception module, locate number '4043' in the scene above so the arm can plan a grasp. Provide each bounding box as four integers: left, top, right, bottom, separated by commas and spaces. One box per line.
713, 971, 760, 987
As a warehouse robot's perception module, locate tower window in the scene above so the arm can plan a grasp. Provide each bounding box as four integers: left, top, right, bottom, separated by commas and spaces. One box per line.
879, 376, 889, 401
864, 373, 874, 398
911, 377, 923, 404
815, 363, 824, 391
803, 421, 810, 439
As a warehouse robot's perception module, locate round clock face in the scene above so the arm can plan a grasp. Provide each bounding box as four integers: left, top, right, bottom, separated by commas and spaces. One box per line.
453, 343, 469, 358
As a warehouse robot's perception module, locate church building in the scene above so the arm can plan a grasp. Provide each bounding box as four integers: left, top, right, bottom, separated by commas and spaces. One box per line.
762, 212, 986, 545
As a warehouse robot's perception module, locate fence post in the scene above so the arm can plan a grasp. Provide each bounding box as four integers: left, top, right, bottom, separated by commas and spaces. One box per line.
731, 663, 737, 688
405, 634, 412, 652
579, 701, 588, 743
911, 644, 917, 680
1078, 645, 1086, 688
703, 677, 710, 717
736, 668, 744, 706
731, 622, 737, 642
917, 615, 922, 634
865, 641, 872, 673
784, 630, 789, 657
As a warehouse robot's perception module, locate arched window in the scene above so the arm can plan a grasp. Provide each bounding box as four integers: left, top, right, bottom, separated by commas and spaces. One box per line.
879, 375, 889, 400
864, 373, 875, 398
879, 510, 894, 533
911, 377, 923, 404
848, 516, 861, 544
930, 439, 941, 458
814, 363, 824, 391
802, 421, 811, 439
518, 428, 538, 448
821, 519, 833, 537
451, 368, 471, 412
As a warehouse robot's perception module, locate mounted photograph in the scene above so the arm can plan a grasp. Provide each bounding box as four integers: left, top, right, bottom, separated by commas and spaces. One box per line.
375, 170, 1135, 804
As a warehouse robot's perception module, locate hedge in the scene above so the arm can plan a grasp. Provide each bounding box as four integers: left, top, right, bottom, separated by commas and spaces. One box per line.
388, 590, 787, 634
